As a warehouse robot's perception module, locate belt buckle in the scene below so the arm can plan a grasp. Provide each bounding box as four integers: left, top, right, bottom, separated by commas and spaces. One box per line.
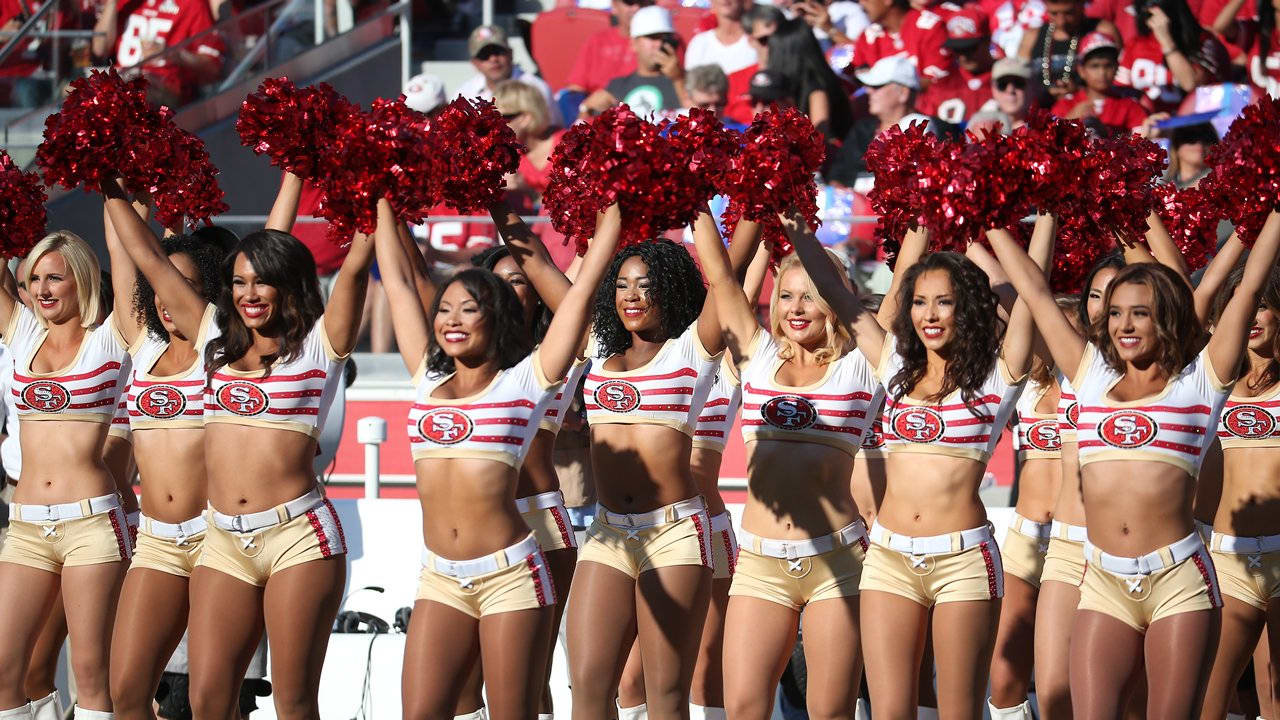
41, 523, 61, 543
230, 514, 247, 533
237, 531, 262, 558
1123, 574, 1151, 600
1248, 552, 1263, 571
782, 553, 811, 578
908, 552, 934, 576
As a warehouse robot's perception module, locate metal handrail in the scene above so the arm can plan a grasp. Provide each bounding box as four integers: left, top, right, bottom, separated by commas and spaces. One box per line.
214, 213, 883, 225
0, 30, 103, 39
0, 0, 58, 67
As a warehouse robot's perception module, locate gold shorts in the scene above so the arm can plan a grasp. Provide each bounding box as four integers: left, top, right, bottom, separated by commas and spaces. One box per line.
0, 496, 131, 573
578, 497, 713, 579
728, 523, 867, 610
196, 496, 346, 587
1209, 532, 1280, 610
518, 491, 577, 553
860, 523, 1003, 607
1078, 533, 1221, 632
416, 534, 556, 618
1040, 522, 1088, 587
710, 511, 738, 580
129, 515, 207, 578
1002, 515, 1051, 589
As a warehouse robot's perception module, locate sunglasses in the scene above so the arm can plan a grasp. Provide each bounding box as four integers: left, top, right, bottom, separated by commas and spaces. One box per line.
996, 77, 1027, 91
475, 47, 509, 61
752, 33, 772, 45
501, 111, 522, 119
619, 0, 649, 6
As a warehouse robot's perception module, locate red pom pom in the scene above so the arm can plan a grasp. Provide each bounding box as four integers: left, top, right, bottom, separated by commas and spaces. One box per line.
429, 97, 524, 214
929, 131, 1032, 251
1155, 183, 1220, 271
1050, 216, 1110, 294
1079, 132, 1167, 247
236, 77, 358, 180
1009, 112, 1092, 219
0, 150, 47, 257
720, 201, 791, 263
35, 69, 154, 192
148, 125, 229, 229
864, 121, 948, 255
1201, 96, 1280, 247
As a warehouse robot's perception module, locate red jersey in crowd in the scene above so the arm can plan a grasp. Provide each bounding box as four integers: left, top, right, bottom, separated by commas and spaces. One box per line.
852, 8, 954, 81
1248, 29, 1280, 98
112, 0, 223, 101
0, 0, 41, 78
917, 64, 996, 123
1195, 0, 1254, 58
980, 0, 1046, 55
1051, 89, 1148, 132
1115, 31, 1228, 111
565, 25, 635, 93
1086, 0, 1141, 42
724, 62, 757, 124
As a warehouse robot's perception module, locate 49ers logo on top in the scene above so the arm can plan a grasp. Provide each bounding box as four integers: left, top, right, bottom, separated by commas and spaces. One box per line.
21, 381, 70, 412
594, 380, 641, 413
893, 407, 945, 443
1223, 404, 1277, 438
1066, 402, 1080, 429
761, 395, 818, 430
1025, 420, 1061, 451
1099, 411, 1158, 448
863, 420, 885, 449
136, 385, 186, 419
417, 408, 474, 445
215, 382, 269, 416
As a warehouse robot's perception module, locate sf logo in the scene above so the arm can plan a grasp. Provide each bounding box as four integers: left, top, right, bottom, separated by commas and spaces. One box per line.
1026, 420, 1061, 451
216, 382, 269, 416
1099, 411, 1157, 448
22, 381, 70, 412
893, 407, 945, 443
137, 385, 186, 419
594, 380, 641, 413
419, 408, 474, 445
1223, 405, 1276, 438
761, 395, 817, 430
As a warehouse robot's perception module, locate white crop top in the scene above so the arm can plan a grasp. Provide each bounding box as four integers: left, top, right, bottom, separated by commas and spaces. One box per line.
2, 305, 129, 424
859, 389, 887, 460
203, 316, 347, 439
1074, 343, 1230, 475
1058, 375, 1078, 441
128, 305, 218, 431
1015, 378, 1062, 459
739, 330, 879, 457
1217, 382, 1280, 449
538, 358, 590, 434
408, 348, 558, 468
692, 356, 742, 452
583, 324, 718, 436
876, 334, 1026, 462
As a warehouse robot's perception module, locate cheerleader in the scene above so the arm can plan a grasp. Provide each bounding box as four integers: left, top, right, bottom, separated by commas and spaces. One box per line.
988, 209, 1280, 718
0, 231, 132, 720
854, 217, 1052, 720
381, 199, 619, 718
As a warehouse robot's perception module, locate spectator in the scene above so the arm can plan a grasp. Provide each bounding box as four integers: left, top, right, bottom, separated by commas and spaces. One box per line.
494, 79, 565, 210
93, 0, 224, 106
685, 0, 758, 75
722, 2, 786, 123
852, 0, 953, 86
1019, 0, 1118, 105
687, 63, 744, 123
981, 0, 1047, 58
1164, 122, 1217, 187
747, 66, 798, 113
1115, 0, 1229, 112
918, 7, 1000, 124
828, 55, 935, 184
579, 6, 689, 119
0, 0, 52, 107
403, 71, 447, 114
1249, 0, 1280, 97
1050, 31, 1149, 134
563, 0, 652, 96
990, 55, 1033, 128
766, 16, 855, 137
967, 108, 1015, 133
456, 25, 564, 128
792, 0, 871, 48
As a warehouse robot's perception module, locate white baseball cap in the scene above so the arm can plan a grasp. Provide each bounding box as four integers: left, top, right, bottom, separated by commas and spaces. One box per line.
403, 73, 446, 114
630, 6, 675, 37
855, 55, 921, 91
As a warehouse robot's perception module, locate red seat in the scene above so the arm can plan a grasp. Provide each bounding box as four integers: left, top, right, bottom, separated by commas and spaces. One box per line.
669, 6, 711, 43
530, 7, 612, 91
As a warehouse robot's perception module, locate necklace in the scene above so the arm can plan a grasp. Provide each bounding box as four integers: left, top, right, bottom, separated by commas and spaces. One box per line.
1042, 23, 1080, 87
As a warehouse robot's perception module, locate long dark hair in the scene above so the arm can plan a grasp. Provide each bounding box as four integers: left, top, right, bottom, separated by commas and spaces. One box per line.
1135, 0, 1204, 55
1211, 264, 1280, 392
1088, 262, 1204, 376
424, 268, 533, 376
1259, 0, 1276, 63
765, 17, 854, 139
470, 245, 552, 343
1077, 251, 1125, 329
888, 252, 1003, 414
591, 240, 706, 358
134, 235, 224, 342
206, 230, 324, 377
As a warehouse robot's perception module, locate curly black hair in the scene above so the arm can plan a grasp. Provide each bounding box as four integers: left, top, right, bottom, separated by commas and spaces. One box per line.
590, 240, 706, 358
470, 245, 552, 344
133, 235, 225, 342
425, 268, 533, 376
889, 252, 1004, 414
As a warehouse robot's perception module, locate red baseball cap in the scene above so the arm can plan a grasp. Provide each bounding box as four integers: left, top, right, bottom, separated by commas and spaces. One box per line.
1078, 31, 1119, 61
943, 8, 990, 51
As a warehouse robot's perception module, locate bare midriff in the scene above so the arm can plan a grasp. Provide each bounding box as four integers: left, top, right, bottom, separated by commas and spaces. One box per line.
14, 419, 115, 504
1052, 441, 1087, 527
1081, 459, 1195, 556
205, 423, 319, 513
417, 456, 529, 561
133, 427, 207, 522
1013, 456, 1061, 524
742, 439, 858, 540
516, 428, 561, 499
590, 423, 697, 513
1216, 447, 1280, 537
691, 446, 728, 517
878, 452, 989, 536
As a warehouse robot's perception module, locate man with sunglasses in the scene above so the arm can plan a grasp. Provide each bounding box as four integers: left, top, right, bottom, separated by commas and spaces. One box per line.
989, 56, 1033, 128
579, 5, 690, 119
918, 7, 1001, 123
457, 24, 563, 127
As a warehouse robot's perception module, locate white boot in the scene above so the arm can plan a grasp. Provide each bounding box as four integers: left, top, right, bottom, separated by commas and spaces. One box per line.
27, 694, 60, 720
689, 704, 726, 720
71, 709, 113, 720
617, 702, 648, 720
855, 698, 871, 720
537, 715, 553, 720
0, 705, 33, 720
453, 711, 484, 720
988, 700, 1033, 720
916, 707, 940, 720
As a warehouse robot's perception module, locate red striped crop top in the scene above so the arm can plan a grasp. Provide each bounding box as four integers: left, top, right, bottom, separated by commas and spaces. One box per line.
2, 305, 129, 424
860, 389, 888, 459
582, 325, 718, 436
1058, 375, 1078, 441
738, 330, 879, 456
876, 334, 1026, 462
1217, 382, 1280, 449
692, 356, 742, 452
1015, 377, 1062, 459
408, 348, 558, 468
1074, 343, 1230, 475
203, 316, 346, 439
128, 305, 218, 431
538, 358, 590, 434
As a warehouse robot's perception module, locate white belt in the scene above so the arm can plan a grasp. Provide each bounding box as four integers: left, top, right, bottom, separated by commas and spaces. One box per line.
516, 490, 566, 515
1086, 531, 1204, 577
210, 487, 325, 534
739, 520, 867, 561
1009, 514, 1052, 540
1050, 520, 1088, 543
141, 513, 208, 545
709, 510, 733, 533
869, 521, 994, 556
422, 534, 541, 587
599, 496, 707, 531
10, 493, 121, 523
1211, 531, 1280, 556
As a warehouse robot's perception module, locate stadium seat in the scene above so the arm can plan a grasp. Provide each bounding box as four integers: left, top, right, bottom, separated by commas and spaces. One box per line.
530, 6, 612, 90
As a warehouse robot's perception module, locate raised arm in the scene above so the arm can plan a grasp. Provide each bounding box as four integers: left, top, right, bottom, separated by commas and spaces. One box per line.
372, 199, 430, 372
322, 223, 375, 356
1207, 211, 1280, 383
1194, 233, 1243, 324
265, 171, 303, 233
100, 179, 207, 341
965, 241, 1017, 319
538, 205, 622, 383
780, 209, 886, 364
490, 199, 571, 312
694, 214, 764, 357
396, 221, 438, 313
998, 214, 1056, 379
986, 218, 1087, 379
103, 186, 150, 345
876, 226, 928, 330
1141, 211, 1193, 286
690, 212, 763, 364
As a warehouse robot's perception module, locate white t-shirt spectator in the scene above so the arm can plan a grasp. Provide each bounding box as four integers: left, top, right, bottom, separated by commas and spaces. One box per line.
829, 1, 870, 42
683, 30, 758, 74
456, 66, 565, 127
